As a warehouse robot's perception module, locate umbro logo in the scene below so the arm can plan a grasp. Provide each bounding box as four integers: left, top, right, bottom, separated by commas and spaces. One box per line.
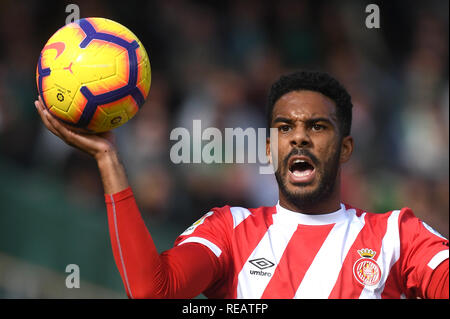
249, 258, 275, 270
249, 258, 275, 277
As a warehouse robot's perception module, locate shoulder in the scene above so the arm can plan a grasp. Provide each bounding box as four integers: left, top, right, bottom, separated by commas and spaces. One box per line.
343, 203, 415, 222
178, 204, 275, 237
342, 203, 402, 226
192, 205, 277, 232
224, 205, 276, 229
346, 204, 448, 241
174, 205, 275, 257
342, 204, 419, 237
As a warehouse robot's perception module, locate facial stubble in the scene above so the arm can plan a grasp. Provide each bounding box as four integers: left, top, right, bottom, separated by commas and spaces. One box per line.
275, 145, 342, 211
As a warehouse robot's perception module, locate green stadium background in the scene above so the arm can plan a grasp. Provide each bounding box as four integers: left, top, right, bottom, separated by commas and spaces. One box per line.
0, 0, 448, 298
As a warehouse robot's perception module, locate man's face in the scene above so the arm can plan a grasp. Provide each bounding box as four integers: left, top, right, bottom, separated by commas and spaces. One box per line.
267, 90, 350, 210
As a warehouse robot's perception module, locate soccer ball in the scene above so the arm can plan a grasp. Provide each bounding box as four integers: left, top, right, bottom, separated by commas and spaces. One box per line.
36, 17, 151, 133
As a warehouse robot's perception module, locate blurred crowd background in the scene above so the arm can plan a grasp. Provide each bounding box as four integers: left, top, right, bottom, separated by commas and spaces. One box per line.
0, 0, 448, 298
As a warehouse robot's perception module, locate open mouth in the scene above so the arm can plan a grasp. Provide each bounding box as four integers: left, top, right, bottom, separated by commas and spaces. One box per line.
288, 156, 316, 184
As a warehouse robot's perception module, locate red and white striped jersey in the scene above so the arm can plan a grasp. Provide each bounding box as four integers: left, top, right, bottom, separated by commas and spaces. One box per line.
175, 203, 449, 299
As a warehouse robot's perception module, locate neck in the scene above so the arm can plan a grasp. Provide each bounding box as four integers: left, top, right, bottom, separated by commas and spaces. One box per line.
278, 176, 342, 215
279, 194, 341, 215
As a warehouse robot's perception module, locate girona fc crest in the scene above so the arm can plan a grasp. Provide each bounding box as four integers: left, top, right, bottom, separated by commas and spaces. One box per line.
353, 248, 381, 286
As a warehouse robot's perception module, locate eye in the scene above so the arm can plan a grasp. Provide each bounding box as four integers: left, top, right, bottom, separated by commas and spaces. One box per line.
278, 125, 292, 133
311, 123, 326, 132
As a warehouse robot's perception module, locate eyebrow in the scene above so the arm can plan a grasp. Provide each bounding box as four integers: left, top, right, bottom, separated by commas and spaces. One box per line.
306, 117, 334, 126
272, 116, 335, 126
272, 117, 294, 125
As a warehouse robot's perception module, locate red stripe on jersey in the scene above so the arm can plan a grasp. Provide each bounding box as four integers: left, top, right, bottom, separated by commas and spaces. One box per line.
328, 212, 391, 298
230, 206, 276, 298
395, 207, 449, 298
381, 260, 404, 298
261, 223, 334, 298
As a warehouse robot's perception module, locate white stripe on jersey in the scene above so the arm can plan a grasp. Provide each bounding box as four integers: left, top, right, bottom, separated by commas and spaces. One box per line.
236, 210, 299, 298
294, 208, 365, 298
178, 236, 222, 257
230, 207, 252, 229
428, 250, 449, 270
358, 210, 401, 299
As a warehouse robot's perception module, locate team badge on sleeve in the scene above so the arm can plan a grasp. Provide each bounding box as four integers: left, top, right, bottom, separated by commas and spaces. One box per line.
353, 248, 381, 286
180, 212, 214, 236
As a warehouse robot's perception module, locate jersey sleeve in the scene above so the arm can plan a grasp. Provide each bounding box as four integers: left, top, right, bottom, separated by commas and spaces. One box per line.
105, 187, 221, 299
398, 208, 449, 298
174, 206, 234, 296
426, 259, 449, 299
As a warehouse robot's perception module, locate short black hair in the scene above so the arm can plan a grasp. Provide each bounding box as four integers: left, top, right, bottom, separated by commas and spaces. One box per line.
266, 71, 353, 137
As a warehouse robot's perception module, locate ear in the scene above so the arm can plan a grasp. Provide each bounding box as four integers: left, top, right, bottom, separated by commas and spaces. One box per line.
340, 135, 353, 164
266, 137, 272, 164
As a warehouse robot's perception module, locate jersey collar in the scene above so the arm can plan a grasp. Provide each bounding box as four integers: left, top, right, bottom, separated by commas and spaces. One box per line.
275, 202, 348, 225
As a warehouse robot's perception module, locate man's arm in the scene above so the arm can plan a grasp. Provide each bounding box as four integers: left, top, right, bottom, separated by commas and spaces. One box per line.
35, 98, 219, 298
105, 187, 219, 298
35, 96, 128, 194
425, 259, 449, 299
397, 208, 449, 299
96, 150, 129, 194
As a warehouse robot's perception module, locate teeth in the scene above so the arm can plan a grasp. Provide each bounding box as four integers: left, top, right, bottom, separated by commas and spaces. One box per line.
293, 170, 311, 177
293, 159, 305, 164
